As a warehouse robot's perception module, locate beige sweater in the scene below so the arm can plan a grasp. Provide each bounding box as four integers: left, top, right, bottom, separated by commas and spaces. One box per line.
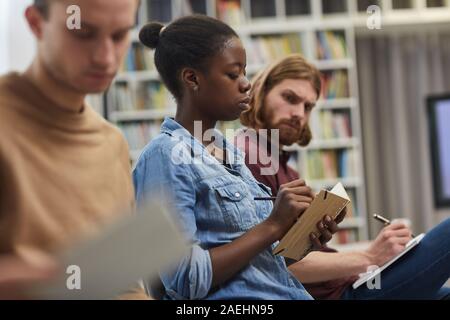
0, 72, 135, 269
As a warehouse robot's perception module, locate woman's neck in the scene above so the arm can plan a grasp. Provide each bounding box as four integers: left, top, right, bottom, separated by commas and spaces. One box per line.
175, 103, 216, 147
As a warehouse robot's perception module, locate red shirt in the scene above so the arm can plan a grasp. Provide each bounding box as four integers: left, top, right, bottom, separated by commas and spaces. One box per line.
235, 129, 356, 300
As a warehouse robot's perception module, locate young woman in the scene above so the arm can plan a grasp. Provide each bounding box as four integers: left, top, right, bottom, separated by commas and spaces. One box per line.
132, 15, 339, 300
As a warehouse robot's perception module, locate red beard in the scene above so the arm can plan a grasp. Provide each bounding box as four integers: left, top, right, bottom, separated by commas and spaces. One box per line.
271, 119, 302, 146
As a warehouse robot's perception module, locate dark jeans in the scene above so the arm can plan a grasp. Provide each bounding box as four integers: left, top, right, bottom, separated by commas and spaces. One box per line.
342, 218, 450, 300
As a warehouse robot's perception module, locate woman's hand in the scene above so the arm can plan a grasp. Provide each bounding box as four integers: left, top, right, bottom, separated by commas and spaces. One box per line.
266, 179, 314, 240
310, 207, 348, 249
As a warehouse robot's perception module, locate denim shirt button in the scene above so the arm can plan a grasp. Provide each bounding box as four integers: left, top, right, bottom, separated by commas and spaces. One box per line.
234, 192, 241, 198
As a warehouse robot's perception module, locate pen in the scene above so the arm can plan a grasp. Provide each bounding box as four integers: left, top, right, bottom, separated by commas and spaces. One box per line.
254, 197, 277, 201
373, 214, 415, 237
373, 214, 390, 225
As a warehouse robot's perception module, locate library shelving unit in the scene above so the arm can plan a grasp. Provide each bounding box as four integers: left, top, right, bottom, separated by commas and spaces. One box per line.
104, 0, 450, 245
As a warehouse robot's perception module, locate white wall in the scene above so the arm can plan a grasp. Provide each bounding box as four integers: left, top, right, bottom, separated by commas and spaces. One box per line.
3, 0, 35, 73
0, 1, 10, 74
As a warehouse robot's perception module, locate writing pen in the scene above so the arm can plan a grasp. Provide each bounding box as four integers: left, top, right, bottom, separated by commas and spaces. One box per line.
254, 197, 277, 201
373, 214, 415, 237
373, 214, 390, 225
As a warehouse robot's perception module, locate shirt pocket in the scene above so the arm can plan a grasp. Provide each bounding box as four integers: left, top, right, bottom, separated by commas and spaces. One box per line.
256, 182, 273, 196
253, 182, 274, 220
214, 183, 257, 232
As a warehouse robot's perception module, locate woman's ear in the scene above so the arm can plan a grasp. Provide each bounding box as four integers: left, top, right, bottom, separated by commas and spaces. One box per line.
181, 68, 200, 92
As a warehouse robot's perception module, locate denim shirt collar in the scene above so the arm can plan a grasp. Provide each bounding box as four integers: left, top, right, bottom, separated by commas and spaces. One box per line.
161, 117, 245, 167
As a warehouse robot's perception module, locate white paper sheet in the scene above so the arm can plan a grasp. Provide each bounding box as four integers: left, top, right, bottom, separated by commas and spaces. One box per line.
30, 199, 188, 300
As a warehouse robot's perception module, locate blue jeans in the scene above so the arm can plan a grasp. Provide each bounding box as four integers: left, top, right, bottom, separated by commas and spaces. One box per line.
342, 218, 450, 300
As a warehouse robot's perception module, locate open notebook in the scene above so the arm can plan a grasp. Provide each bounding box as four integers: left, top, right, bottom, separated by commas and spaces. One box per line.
30, 199, 188, 300
352, 233, 426, 289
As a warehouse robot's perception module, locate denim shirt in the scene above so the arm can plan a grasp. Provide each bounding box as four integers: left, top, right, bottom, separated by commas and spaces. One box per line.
133, 117, 312, 300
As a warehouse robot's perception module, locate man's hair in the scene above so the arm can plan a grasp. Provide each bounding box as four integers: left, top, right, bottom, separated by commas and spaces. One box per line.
139, 15, 239, 100
33, 0, 141, 19
240, 54, 322, 147
34, 0, 50, 18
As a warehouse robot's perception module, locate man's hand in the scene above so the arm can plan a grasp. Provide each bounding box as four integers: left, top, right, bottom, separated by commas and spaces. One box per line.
364, 222, 413, 267
310, 207, 348, 249
0, 255, 57, 300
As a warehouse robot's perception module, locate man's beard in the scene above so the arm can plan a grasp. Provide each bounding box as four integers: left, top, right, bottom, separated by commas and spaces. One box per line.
270, 119, 303, 147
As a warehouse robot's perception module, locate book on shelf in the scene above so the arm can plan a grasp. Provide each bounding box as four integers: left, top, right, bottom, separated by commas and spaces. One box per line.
286, 150, 358, 219
216, 0, 243, 26
118, 121, 162, 151
121, 44, 155, 73
246, 34, 304, 66
316, 30, 348, 60
110, 82, 174, 112
111, 84, 135, 112
305, 149, 357, 180
321, 70, 349, 100
309, 110, 352, 140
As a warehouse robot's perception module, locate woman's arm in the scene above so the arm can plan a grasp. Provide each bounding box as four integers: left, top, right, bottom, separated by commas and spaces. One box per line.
210, 179, 314, 287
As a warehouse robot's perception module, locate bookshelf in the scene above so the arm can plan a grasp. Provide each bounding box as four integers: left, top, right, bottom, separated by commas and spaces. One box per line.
104, 0, 450, 244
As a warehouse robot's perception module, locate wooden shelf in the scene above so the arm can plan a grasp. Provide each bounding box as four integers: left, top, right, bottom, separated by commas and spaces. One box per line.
115, 70, 159, 82
307, 177, 362, 190
109, 109, 176, 122
316, 98, 357, 110
285, 138, 359, 151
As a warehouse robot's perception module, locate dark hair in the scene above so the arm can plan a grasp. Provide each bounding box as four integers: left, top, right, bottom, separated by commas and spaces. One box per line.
34, 0, 49, 18
139, 15, 239, 100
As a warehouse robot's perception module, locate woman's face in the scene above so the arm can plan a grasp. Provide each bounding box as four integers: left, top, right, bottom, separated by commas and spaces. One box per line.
262, 78, 318, 146
196, 37, 252, 122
